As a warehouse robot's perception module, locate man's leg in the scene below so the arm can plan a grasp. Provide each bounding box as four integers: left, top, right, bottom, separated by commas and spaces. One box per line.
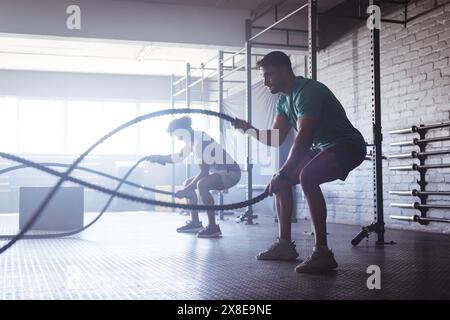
295, 147, 347, 273
274, 154, 315, 241
299, 149, 345, 247
257, 155, 313, 261
275, 186, 293, 241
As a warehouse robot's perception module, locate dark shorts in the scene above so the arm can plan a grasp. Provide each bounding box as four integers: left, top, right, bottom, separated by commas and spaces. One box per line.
308, 143, 366, 181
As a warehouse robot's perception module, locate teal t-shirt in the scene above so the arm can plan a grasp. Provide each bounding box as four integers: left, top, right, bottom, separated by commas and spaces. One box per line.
275, 76, 366, 154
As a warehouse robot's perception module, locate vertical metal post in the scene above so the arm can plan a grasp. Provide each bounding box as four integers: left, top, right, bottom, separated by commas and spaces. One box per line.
417, 129, 429, 223
404, 0, 408, 27
218, 51, 225, 218
304, 55, 308, 80
308, 0, 317, 80
245, 19, 254, 224
218, 51, 224, 148
185, 63, 191, 180
170, 74, 176, 210
370, 9, 385, 244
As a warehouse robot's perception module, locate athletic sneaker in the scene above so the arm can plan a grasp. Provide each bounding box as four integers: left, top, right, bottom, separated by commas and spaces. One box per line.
176, 220, 203, 233
256, 238, 300, 261
197, 224, 222, 238
294, 250, 338, 273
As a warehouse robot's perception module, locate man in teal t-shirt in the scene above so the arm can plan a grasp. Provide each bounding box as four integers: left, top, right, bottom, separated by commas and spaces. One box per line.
234, 51, 366, 273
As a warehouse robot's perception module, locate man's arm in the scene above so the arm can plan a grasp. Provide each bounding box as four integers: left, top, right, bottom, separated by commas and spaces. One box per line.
278, 116, 319, 175
233, 115, 291, 147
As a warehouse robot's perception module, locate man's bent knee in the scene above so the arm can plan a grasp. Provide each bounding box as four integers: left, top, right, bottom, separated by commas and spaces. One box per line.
299, 168, 317, 194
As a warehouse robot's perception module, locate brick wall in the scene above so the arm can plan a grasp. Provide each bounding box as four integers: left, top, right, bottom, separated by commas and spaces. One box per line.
297, 0, 450, 234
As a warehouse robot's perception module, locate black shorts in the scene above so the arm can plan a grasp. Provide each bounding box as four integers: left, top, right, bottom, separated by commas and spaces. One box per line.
308, 143, 366, 181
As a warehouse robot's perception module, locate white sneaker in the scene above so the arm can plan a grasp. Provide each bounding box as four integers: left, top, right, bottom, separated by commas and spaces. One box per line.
294, 250, 338, 273
256, 238, 300, 261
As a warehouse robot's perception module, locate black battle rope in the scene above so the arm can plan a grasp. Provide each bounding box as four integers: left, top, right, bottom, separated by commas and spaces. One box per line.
0, 108, 269, 254
0, 153, 268, 211
0, 157, 148, 239
0, 162, 173, 195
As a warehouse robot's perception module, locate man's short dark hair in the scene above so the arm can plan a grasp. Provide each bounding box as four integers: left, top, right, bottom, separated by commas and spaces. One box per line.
257, 51, 292, 69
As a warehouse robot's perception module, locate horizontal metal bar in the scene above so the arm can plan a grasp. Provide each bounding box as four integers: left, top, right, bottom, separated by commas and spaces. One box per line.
390, 190, 450, 197
221, 48, 246, 64
173, 88, 187, 97
251, 0, 288, 22
388, 165, 415, 171
381, 18, 406, 24
389, 163, 450, 171
198, 54, 220, 68
391, 202, 416, 209
191, 67, 217, 71
252, 42, 309, 49
417, 150, 450, 157
252, 25, 308, 34
420, 136, 450, 144
188, 70, 219, 89
375, 0, 407, 5
317, 11, 405, 24
392, 202, 450, 210
390, 215, 450, 224
389, 190, 415, 196
417, 121, 450, 131
417, 190, 450, 196
390, 139, 416, 146
222, 50, 264, 58
420, 203, 450, 210
420, 163, 450, 170
390, 215, 415, 221
390, 136, 450, 146
391, 122, 450, 134
206, 79, 246, 84
249, 3, 309, 42
223, 80, 246, 84
173, 76, 186, 86
222, 65, 245, 79
387, 149, 450, 159
386, 152, 414, 159
317, 12, 366, 20
388, 127, 416, 134
406, 1, 450, 23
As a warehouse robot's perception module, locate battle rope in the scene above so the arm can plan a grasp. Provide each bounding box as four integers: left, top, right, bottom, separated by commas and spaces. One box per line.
0, 108, 269, 254
0, 162, 173, 195
0, 153, 268, 211
0, 157, 148, 239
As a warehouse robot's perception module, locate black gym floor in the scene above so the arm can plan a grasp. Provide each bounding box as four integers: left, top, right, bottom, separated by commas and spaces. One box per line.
0, 211, 449, 300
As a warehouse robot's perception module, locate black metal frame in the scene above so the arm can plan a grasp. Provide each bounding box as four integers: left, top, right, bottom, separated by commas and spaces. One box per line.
353, 3, 394, 246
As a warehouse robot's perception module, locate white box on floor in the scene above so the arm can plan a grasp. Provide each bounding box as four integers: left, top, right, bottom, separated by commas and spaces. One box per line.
19, 186, 84, 231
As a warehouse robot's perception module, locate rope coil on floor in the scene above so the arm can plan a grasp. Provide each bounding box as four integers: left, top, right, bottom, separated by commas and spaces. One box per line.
0, 108, 269, 252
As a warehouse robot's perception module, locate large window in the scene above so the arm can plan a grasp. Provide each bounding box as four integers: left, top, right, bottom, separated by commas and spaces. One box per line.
67, 101, 137, 154
0, 97, 18, 153
18, 99, 65, 154
0, 97, 220, 156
